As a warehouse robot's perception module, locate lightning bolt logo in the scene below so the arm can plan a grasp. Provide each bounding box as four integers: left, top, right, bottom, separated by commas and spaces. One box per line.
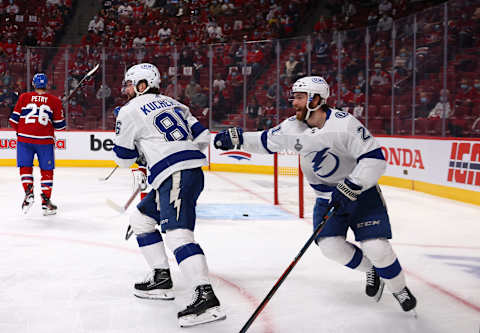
312, 148, 330, 172
310, 148, 340, 178
170, 173, 182, 221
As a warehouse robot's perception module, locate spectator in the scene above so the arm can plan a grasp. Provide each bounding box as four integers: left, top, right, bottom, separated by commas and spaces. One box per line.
314, 34, 329, 65
157, 23, 171, 41
184, 78, 200, 102
355, 72, 367, 93
378, 0, 392, 15
370, 63, 389, 88
88, 16, 104, 34
367, 10, 378, 28
428, 89, 453, 119
416, 91, 434, 118
394, 48, 412, 76
213, 73, 225, 92
285, 53, 298, 82
191, 88, 208, 110
314, 16, 329, 33
132, 34, 147, 48
455, 78, 475, 107
96, 84, 113, 109
377, 13, 393, 32
23, 31, 37, 47
247, 96, 262, 119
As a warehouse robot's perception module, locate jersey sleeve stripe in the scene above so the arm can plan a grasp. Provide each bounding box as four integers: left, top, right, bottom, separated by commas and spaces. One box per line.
261, 130, 274, 154
148, 150, 206, 184
191, 122, 207, 139
9, 113, 20, 122
356, 147, 385, 163
113, 145, 139, 160
53, 120, 66, 129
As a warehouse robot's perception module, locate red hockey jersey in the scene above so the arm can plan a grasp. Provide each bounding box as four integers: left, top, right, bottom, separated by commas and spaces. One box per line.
9, 91, 65, 144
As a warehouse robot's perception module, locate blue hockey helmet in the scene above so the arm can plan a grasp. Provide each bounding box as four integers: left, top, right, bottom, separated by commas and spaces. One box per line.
32, 73, 48, 89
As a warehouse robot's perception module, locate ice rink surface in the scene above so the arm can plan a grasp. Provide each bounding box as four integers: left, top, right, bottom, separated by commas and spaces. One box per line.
0, 167, 479, 333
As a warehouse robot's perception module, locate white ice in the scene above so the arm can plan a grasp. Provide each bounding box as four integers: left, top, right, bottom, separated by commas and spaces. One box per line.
0, 167, 479, 333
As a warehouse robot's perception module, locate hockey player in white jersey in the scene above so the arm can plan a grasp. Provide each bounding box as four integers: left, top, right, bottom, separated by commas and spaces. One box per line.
112, 63, 226, 327
214, 76, 417, 312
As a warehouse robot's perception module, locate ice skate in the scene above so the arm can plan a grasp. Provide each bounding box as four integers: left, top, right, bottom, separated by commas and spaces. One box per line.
133, 268, 174, 300
393, 286, 417, 312
22, 186, 34, 214
178, 284, 226, 327
365, 267, 385, 302
41, 193, 57, 216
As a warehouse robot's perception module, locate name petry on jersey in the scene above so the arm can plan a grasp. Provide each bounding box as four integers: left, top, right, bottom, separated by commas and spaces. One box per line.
113, 93, 210, 189
242, 109, 387, 201
9, 92, 66, 144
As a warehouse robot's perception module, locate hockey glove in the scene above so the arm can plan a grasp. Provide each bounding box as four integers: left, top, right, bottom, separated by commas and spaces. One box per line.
331, 178, 362, 212
135, 154, 147, 167
214, 127, 244, 150
132, 167, 148, 191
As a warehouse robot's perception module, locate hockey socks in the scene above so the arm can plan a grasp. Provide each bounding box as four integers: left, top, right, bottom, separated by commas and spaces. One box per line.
40, 169, 53, 200
20, 166, 34, 193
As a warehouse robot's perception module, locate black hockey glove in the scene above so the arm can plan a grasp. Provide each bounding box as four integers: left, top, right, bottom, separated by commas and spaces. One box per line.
214, 127, 244, 150
331, 178, 362, 212
135, 154, 147, 167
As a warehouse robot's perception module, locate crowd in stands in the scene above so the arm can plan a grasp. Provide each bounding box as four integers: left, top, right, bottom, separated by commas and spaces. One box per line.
0, 0, 479, 137
303, 0, 480, 136
64, 0, 312, 128
0, 0, 75, 127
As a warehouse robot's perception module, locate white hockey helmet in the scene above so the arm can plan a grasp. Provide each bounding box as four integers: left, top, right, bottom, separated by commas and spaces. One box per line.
123, 63, 161, 96
291, 76, 330, 120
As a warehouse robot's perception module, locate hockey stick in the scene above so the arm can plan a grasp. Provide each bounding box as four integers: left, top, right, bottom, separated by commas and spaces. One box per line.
106, 186, 141, 213
238, 205, 336, 333
62, 63, 100, 103
106, 186, 142, 241
98, 166, 119, 181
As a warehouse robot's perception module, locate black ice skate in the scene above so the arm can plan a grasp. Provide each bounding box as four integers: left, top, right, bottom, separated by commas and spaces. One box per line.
178, 284, 226, 327
133, 268, 174, 300
393, 286, 417, 312
41, 193, 57, 216
22, 185, 34, 214
366, 267, 385, 302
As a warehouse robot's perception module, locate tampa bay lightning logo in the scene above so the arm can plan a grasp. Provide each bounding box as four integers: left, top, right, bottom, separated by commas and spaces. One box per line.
335, 111, 348, 118
311, 77, 326, 84
308, 148, 339, 178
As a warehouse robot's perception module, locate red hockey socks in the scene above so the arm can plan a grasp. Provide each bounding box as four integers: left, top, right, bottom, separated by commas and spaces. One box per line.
20, 167, 34, 194
40, 169, 54, 202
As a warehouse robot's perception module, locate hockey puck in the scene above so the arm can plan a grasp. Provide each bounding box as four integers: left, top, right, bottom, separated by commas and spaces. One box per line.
242, 213, 249, 217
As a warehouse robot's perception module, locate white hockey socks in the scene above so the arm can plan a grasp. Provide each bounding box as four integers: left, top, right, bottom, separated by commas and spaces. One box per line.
317, 236, 373, 272
362, 238, 406, 293
136, 230, 169, 269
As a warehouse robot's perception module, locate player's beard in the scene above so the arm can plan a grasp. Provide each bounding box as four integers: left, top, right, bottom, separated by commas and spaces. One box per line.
296, 108, 307, 121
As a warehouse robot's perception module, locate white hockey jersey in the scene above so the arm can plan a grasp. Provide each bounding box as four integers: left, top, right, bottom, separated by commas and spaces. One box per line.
113, 93, 209, 189
243, 109, 387, 200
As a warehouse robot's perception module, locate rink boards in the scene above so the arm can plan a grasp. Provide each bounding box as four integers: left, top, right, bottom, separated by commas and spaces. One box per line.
0, 130, 479, 205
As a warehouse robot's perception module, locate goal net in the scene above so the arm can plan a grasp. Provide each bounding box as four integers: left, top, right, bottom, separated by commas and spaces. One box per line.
273, 152, 317, 219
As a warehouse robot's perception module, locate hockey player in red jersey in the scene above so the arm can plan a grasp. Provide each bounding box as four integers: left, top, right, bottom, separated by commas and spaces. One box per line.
9, 73, 65, 215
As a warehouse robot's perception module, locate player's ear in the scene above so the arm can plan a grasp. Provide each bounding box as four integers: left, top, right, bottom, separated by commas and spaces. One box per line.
310, 94, 321, 108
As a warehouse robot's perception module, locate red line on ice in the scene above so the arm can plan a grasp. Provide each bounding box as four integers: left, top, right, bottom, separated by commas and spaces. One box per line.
213, 171, 480, 315
0, 231, 275, 333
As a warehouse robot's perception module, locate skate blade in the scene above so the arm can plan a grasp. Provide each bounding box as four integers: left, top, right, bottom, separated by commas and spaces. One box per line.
375, 280, 386, 302
133, 288, 175, 300
42, 210, 57, 216
178, 306, 226, 328
22, 205, 33, 214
